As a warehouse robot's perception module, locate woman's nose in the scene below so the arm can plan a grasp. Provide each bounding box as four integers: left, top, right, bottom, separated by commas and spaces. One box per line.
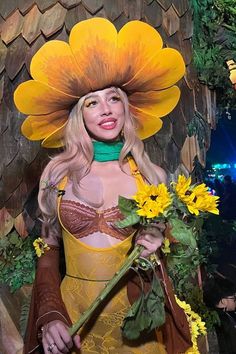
101, 100, 111, 115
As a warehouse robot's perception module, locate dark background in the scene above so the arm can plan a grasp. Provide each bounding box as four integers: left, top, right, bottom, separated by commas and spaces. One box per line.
207, 110, 236, 165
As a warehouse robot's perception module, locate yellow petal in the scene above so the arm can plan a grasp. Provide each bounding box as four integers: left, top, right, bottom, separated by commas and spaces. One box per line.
129, 86, 180, 117
21, 110, 68, 141
42, 122, 67, 148
117, 20, 163, 86
30, 40, 92, 97
130, 106, 163, 139
14, 80, 77, 115
124, 48, 185, 92
69, 18, 118, 91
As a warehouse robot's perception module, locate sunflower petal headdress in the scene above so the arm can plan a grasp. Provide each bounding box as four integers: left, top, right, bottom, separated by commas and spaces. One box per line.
14, 18, 185, 148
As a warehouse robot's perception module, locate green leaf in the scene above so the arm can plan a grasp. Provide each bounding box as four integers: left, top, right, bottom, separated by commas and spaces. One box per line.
170, 218, 197, 249
122, 274, 165, 340
121, 293, 146, 340
116, 212, 140, 228
118, 196, 137, 216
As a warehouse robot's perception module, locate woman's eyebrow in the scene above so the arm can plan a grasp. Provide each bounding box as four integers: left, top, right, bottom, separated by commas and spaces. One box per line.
85, 94, 98, 100
85, 89, 118, 101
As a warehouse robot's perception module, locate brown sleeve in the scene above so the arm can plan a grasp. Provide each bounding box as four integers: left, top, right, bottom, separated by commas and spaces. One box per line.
127, 256, 192, 354
24, 245, 72, 354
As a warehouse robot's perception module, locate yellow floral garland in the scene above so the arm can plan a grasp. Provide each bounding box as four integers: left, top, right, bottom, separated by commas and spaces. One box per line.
175, 296, 207, 354
33, 237, 50, 257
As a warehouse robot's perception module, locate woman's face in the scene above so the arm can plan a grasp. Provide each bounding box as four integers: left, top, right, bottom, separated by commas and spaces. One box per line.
224, 295, 236, 311
82, 87, 125, 141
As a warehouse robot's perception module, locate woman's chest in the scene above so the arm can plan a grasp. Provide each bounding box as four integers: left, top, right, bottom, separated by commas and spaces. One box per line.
65, 164, 138, 209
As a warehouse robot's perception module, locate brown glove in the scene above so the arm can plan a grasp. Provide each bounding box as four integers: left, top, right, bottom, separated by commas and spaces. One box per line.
24, 245, 72, 354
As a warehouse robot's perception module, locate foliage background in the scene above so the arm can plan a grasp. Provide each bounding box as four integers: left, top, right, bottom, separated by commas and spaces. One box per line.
191, 0, 236, 110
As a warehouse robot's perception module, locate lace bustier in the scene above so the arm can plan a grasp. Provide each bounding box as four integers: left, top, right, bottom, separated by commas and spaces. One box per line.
60, 199, 135, 239
58, 157, 145, 240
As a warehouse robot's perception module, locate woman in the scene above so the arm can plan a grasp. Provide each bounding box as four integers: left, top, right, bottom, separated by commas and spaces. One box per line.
14, 18, 191, 354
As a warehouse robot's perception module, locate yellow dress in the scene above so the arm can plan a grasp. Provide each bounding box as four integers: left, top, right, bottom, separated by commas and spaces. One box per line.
58, 160, 166, 354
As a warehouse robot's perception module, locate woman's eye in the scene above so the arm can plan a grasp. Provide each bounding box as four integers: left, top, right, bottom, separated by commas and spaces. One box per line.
110, 95, 121, 102
85, 100, 97, 107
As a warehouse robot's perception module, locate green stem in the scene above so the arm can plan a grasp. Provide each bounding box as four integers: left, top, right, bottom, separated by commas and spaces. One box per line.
68, 244, 144, 336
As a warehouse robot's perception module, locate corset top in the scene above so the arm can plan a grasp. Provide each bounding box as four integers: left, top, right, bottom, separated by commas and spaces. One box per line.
60, 199, 135, 239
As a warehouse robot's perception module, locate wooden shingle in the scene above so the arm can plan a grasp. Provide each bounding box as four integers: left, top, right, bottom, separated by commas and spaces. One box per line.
0, 39, 7, 74
143, 1, 163, 28
172, 0, 189, 17
40, 2, 67, 37
180, 6, 193, 40
82, 0, 103, 14
1, 10, 24, 45
103, 0, 124, 22
124, 0, 142, 20
22, 5, 42, 44
59, 0, 81, 9
18, 0, 36, 15
65, 4, 88, 31
36, 0, 58, 12
0, 1, 17, 20
5, 36, 28, 80
156, 0, 172, 11
162, 5, 180, 36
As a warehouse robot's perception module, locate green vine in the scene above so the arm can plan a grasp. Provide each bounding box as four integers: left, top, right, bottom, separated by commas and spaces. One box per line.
191, 0, 236, 110
166, 220, 220, 331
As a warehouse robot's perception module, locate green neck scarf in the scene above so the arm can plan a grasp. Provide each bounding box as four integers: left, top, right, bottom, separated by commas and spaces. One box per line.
93, 141, 124, 162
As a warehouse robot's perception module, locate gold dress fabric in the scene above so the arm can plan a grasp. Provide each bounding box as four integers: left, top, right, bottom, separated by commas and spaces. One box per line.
60, 231, 163, 353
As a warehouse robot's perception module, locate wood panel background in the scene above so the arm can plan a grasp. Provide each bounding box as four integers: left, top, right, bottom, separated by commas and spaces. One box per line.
0, 1, 216, 353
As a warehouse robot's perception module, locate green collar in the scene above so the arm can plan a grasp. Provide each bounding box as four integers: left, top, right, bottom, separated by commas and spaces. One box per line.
93, 141, 124, 162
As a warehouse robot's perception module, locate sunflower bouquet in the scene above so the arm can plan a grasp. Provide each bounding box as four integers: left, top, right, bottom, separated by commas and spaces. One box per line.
114, 175, 219, 344
116, 175, 219, 251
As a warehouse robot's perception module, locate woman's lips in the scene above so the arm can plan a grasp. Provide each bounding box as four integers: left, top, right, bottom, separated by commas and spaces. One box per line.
99, 118, 117, 130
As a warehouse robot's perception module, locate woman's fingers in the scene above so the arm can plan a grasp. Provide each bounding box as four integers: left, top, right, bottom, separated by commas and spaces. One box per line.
42, 320, 74, 353
43, 336, 64, 354
137, 238, 162, 257
73, 334, 81, 349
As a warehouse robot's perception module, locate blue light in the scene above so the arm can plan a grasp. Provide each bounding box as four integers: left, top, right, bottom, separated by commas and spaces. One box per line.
212, 163, 231, 169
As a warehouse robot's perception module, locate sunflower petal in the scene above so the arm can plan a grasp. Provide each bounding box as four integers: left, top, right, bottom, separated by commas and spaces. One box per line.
14, 80, 77, 115
117, 21, 163, 86
21, 110, 68, 141
124, 48, 185, 92
130, 106, 163, 140
69, 18, 118, 91
30, 40, 91, 97
42, 123, 67, 148
129, 87, 181, 118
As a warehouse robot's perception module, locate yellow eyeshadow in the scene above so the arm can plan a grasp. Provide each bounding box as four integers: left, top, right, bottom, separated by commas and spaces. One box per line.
84, 100, 93, 107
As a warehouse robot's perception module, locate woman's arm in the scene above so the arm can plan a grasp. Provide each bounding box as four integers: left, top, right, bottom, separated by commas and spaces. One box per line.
25, 220, 80, 354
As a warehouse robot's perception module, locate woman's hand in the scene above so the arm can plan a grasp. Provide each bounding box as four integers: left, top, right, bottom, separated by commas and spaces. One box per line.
135, 223, 165, 258
42, 320, 81, 354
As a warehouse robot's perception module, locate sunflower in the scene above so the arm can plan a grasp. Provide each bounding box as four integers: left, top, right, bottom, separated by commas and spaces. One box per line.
14, 18, 185, 148
133, 183, 172, 219
174, 175, 219, 216
188, 184, 219, 216
174, 175, 192, 201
